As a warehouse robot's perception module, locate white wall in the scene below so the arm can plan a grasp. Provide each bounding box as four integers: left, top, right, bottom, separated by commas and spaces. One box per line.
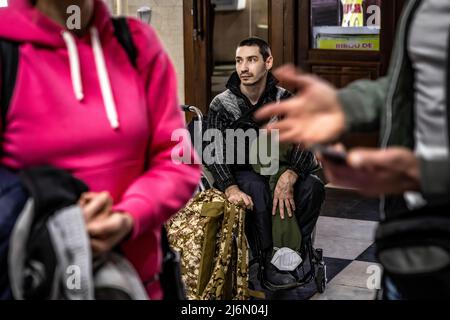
105, 0, 185, 103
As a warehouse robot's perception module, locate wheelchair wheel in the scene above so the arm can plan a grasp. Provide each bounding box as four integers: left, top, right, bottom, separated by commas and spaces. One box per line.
315, 264, 327, 293
314, 249, 327, 294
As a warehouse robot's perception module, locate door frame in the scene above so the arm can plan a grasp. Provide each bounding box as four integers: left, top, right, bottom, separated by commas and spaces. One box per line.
183, 0, 290, 115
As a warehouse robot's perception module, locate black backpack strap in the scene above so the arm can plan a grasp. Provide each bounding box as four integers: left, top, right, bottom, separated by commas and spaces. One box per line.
0, 40, 19, 124
160, 226, 186, 300
111, 17, 137, 68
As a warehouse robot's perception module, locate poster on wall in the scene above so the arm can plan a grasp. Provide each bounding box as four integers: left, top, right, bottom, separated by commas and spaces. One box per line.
0, 0, 8, 7
212, 0, 246, 12
341, 0, 364, 27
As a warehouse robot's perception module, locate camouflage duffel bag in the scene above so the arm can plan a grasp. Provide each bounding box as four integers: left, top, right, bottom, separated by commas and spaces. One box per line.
166, 188, 249, 300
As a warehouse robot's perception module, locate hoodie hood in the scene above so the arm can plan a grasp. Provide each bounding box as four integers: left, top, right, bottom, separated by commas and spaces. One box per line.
0, 0, 113, 47
0, 0, 120, 129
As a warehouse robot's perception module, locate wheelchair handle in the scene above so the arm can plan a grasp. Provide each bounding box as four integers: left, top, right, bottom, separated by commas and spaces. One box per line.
180, 105, 204, 122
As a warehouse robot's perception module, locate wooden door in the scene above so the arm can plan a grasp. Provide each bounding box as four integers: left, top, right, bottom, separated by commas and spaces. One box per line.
183, 0, 214, 115
269, 0, 297, 68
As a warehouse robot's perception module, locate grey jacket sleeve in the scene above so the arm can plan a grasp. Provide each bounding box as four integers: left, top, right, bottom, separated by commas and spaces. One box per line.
338, 77, 450, 196
288, 145, 320, 181
337, 76, 390, 133
205, 99, 237, 192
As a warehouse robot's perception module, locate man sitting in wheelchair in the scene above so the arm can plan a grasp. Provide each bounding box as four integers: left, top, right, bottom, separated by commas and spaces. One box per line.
205, 37, 325, 286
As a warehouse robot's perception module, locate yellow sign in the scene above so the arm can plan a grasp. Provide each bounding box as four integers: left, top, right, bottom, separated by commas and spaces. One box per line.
317, 36, 380, 51
341, 0, 364, 27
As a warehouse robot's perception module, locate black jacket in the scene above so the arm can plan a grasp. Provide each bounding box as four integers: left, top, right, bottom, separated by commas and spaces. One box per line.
2, 166, 149, 300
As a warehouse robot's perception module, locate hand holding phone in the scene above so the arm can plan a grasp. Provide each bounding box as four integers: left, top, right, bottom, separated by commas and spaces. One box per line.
311, 144, 348, 166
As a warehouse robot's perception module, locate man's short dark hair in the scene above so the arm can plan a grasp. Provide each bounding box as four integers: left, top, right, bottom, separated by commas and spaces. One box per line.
238, 37, 272, 61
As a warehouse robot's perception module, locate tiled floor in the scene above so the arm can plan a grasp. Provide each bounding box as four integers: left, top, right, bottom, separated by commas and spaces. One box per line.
250, 186, 381, 300
314, 216, 377, 260
311, 187, 381, 300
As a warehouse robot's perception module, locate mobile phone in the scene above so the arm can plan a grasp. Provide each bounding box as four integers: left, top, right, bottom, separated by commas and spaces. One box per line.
311, 144, 348, 166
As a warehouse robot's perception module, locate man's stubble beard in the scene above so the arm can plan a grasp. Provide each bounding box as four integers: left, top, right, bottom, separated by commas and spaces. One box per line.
241, 70, 268, 87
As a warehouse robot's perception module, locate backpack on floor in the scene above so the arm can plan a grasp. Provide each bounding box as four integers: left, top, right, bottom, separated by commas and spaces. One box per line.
166, 188, 249, 300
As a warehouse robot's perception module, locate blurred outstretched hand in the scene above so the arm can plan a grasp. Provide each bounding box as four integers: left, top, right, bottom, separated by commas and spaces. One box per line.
255, 64, 346, 147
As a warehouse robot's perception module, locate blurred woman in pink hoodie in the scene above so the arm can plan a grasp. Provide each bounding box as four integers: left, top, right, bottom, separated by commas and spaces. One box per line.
0, 0, 201, 299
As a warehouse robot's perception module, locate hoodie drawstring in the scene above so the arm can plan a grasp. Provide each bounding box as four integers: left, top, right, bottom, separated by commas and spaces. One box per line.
90, 28, 119, 130
62, 31, 84, 101
61, 28, 120, 130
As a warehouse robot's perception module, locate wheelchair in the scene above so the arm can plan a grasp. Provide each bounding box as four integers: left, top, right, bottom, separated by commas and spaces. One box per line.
180, 105, 327, 295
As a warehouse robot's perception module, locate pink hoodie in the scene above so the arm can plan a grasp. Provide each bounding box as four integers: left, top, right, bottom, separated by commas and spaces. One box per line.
0, 0, 200, 299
